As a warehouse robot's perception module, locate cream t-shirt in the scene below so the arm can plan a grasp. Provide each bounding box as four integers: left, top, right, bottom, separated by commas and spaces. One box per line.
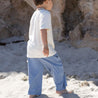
27, 8, 57, 58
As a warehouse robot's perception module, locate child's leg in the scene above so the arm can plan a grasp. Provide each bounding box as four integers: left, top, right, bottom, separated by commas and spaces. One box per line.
39, 53, 67, 91
27, 58, 44, 95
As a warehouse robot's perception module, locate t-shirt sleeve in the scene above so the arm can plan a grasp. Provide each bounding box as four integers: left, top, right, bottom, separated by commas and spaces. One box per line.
39, 12, 51, 30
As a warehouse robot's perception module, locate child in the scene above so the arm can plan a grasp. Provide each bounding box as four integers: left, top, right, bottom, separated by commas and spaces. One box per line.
27, 0, 73, 98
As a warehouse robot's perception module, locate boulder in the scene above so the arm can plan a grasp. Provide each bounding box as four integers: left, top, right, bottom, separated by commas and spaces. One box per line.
69, 0, 98, 50
0, 0, 33, 40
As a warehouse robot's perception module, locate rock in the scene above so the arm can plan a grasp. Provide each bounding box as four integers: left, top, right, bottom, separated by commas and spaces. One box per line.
0, 0, 33, 40
43, 73, 51, 79
79, 81, 90, 87
82, 72, 98, 80
91, 72, 98, 79
21, 75, 28, 81
48, 86, 55, 90
69, 0, 98, 50
0, 74, 7, 79
93, 80, 98, 86
24, 32, 29, 41
0, 19, 12, 40
69, 23, 82, 41
63, 0, 84, 36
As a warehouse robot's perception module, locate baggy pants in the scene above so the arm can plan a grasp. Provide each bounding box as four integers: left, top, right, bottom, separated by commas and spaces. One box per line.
27, 53, 67, 95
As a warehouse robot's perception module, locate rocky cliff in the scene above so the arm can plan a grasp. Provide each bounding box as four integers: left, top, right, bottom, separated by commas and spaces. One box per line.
0, 0, 33, 40
0, 0, 98, 50
69, 0, 98, 50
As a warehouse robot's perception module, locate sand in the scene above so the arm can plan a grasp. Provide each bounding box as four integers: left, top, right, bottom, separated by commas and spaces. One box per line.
0, 37, 98, 98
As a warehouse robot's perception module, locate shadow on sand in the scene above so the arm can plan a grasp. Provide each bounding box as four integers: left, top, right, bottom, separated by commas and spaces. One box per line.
37, 93, 80, 98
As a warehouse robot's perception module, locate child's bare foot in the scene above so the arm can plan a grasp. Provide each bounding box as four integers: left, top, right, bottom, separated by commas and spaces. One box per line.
56, 89, 73, 95
29, 95, 40, 98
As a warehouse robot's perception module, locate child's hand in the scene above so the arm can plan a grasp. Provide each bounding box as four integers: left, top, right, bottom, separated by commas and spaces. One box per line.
43, 46, 49, 57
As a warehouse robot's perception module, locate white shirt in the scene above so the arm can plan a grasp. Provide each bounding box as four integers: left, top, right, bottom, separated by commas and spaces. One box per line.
27, 8, 57, 58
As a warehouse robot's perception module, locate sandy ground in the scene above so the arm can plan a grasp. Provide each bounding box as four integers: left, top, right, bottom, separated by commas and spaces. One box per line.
0, 37, 98, 98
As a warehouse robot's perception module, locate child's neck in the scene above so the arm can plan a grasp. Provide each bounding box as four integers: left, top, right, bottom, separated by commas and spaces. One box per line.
37, 7, 45, 10
37, 5, 48, 11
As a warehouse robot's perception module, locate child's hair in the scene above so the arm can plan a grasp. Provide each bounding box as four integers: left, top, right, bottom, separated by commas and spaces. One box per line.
33, 0, 47, 6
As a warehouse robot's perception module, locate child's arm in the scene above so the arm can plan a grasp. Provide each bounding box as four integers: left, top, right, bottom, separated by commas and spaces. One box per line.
40, 29, 49, 57
39, 12, 51, 57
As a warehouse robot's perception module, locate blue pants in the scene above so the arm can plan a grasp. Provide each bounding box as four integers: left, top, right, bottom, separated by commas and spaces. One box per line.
27, 53, 67, 95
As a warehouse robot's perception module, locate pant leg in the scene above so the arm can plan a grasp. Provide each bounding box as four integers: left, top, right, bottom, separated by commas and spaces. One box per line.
27, 58, 44, 95
39, 53, 67, 91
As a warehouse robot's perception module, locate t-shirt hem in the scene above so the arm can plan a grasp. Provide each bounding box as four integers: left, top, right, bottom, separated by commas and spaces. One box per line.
27, 52, 57, 58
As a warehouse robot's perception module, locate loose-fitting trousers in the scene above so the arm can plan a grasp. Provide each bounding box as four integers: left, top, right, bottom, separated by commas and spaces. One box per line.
27, 53, 67, 95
